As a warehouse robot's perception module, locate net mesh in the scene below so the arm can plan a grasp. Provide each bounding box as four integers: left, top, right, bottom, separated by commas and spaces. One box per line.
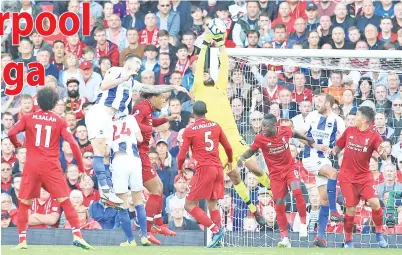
218, 54, 402, 248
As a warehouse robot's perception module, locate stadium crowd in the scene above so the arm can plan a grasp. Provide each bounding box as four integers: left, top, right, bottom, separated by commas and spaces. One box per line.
1, 0, 402, 239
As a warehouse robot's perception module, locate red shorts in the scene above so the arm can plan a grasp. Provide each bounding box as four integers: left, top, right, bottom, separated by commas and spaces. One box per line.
187, 166, 224, 201
19, 161, 70, 200
270, 169, 300, 200
140, 152, 157, 183
340, 181, 377, 207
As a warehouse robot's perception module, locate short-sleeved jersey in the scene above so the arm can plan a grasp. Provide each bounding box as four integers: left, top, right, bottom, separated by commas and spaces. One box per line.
250, 126, 294, 179
95, 67, 144, 115
302, 110, 345, 159
336, 126, 383, 184
8, 111, 73, 162
180, 118, 232, 168
111, 115, 141, 158
30, 198, 61, 229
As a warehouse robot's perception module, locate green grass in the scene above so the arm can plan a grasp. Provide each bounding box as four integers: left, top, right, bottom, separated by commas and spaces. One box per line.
2, 246, 402, 255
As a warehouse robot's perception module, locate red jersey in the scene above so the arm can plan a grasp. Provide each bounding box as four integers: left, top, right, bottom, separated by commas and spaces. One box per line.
336, 126, 383, 184
292, 87, 313, 103
250, 126, 293, 179
65, 97, 88, 120
7, 111, 85, 172
29, 198, 61, 229
177, 118, 233, 170
132, 100, 168, 154
82, 189, 100, 207
263, 86, 282, 103
1, 154, 17, 165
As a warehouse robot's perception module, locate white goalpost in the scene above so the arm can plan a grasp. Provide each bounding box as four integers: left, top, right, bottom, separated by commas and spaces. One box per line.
206, 48, 402, 248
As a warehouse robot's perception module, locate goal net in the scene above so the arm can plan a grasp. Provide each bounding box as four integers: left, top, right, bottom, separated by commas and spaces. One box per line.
209, 48, 402, 248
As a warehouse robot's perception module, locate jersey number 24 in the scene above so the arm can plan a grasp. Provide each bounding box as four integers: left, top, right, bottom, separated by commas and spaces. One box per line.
113, 122, 132, 140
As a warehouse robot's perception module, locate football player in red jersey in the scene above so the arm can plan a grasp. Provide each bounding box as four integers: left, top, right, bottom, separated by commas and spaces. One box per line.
330, 106, 388, 248
177, 101, 232, 248
7, 87, 93, 250
237, 114, 315, 248
132, 93, 179, 245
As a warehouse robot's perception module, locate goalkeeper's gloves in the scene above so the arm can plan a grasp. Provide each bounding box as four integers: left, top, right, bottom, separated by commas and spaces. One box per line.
213, 33, 226, 48
201, 31, 213, 49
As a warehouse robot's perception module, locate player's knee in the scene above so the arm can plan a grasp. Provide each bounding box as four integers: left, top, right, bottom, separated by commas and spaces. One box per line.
91, 139, 107, 156
328, 167, 337, 179
184, 201, 196, 213
208, 200, 219, 211
368, 198, 381, 210
19, 199, 32, 205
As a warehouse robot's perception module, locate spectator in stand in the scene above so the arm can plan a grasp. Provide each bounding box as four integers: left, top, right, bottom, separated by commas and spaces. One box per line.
324, 71, 344, 104
305, 3, 319, 31
97, 57, 112, 80
376, 112, 395, 141
243, 111, 263, 145
387, 72, 401, 101
261, 205, 278, 232
332, 3, 355, 35
257, 12, 274, 47
93, 27, 119, 66
65, 205, 102, 230
247, 87, 269, 114
106, 14, 128, 52
1, 193, 17, 223
80, 175, 100, 207
270, 24, 287, 49
82, 14, 103, 47
80, 0, 103, 19
65, 34, 86, 60
140, 70, 156, 85
374, 85, 392, 116
272, 2, 295, 34
174, 45, 189, 75
304, 30, 320, 50
292, 72, 312, 103
379, 17, 397, 43
9, 173, 21, 207
122, 0, 145, 30
168, 73, 191, 109
388, 97, 402, 138
28, 188, 61, 229
232, 1, 260, 47
11, 147, 26, 175
262, 70, 282, 103
81, 47, 98, 69
168, 98, 190, 132
292, 100, 312, 131
356, 0, 381, 33
119, 28, 145, 66
231, 97, 249, 134
82, 151, 94, 175
59, 53, 84, 89
317, 15, 332, 46
65, 164, 80, 191
245, 30, 260, 48
331, 27, 355, 50
102, 2, 114, 28
364, 24, 384, 50
392, 134, 402, 158
181, 32, 199, 58
1, 163, 12, 193
76, 125, 92, 152
190, 5, 204, 37
168, 200, 200, 231
362, 59, 388, 87
79, 61, 102, 103
279, 65, 296, 90
60, 141, 78, 172
89, 200, 119, 230
156, 0, 180, 40
278, 89, 298, 119
158, 30, 177, 63
155, 140, 176, 197
341, 89, 358, 116
65, 78, 88, 119
375, 0, 395, 18
14, 39, 35, 67
356, 78, 374, 104
348, 26, 362, 44
155, 53, 173, 85
287, 18, 308, 49
165, 175, 189, 220
13, 95, 34, 122
65, 111, 78, 134
50, 41, 65, 71
141, 45, 160, 73
317, 0, 336, 17
54, 100, 67, 118
30, 31, 53, 57
347, 0, 364, 18
393, 3, 402, 33
1, 113, 23, 141
378, 163, 402, 199
182, 56, 196, 92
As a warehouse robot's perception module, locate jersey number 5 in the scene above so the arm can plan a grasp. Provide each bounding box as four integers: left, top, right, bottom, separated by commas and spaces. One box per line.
113, 122, 132, 140
35, 124, 52, 148
205, 131, 214, 151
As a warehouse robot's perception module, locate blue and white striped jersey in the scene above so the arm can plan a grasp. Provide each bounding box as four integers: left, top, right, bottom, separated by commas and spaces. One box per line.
95, 67, 143, 115
111, 115, 141, 158
302, 110, 345, 159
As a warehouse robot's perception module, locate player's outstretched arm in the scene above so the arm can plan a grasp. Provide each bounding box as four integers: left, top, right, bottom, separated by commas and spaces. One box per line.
216, 44, 229, 91
293, 131, 315, 146
7, 116, 26, 148
193, 33, 211, 95
177, 131, 191, 171
61, 124, 85, 173
139, 83, 187, 94
237, 148, 258, 168
100, 67, 130, 91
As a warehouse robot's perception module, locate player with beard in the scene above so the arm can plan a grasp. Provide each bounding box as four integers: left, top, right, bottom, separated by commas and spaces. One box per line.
132, 93, 180, 245
65, 78, 88, 120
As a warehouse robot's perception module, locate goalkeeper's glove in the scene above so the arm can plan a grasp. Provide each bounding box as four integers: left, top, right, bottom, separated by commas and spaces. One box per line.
201, 31, 213, 49
214, 34, 225, 48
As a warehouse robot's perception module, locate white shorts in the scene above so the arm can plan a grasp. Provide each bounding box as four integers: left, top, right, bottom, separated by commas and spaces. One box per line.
111, 153, 143, 193
86, 104, 114, 144
302, 157, 332, 187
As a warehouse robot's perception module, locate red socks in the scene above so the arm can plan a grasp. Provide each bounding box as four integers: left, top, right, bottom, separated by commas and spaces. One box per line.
17, 202, 30, 243
146, 194, 160, 231
189, 206, 218, 233
372, 208, 384, 233
60, 199, 82, 238
275, 204, 289, 238
292, 189, 307, 224
154, 195, 164, 226
344, 214, 354, 242
210, 210, 221, 228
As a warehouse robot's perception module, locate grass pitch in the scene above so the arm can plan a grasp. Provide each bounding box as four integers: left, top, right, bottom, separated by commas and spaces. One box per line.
2, 246, 402, 255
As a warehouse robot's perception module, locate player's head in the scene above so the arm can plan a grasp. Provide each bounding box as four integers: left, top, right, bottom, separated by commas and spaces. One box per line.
142, 92, 165, 110
193, 101, 208, 117
37, 86, 59, 111
262, 114, 278, 137
203, 70, 215, 87
355, 106, 375, 128
316, 93, 335, 115
124, 53, 142, 74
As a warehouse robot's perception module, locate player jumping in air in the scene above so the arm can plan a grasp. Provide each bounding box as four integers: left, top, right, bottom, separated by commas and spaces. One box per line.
177, 101, 232, 248
8, 87, 93, 250
297, 93, 345, 247
238, 114, 315, 248
330, 106, 388, 248
86, 53, 186, 206
192, 31, 270, 225
132, 93, 180, 245
111, 114, 150, 246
